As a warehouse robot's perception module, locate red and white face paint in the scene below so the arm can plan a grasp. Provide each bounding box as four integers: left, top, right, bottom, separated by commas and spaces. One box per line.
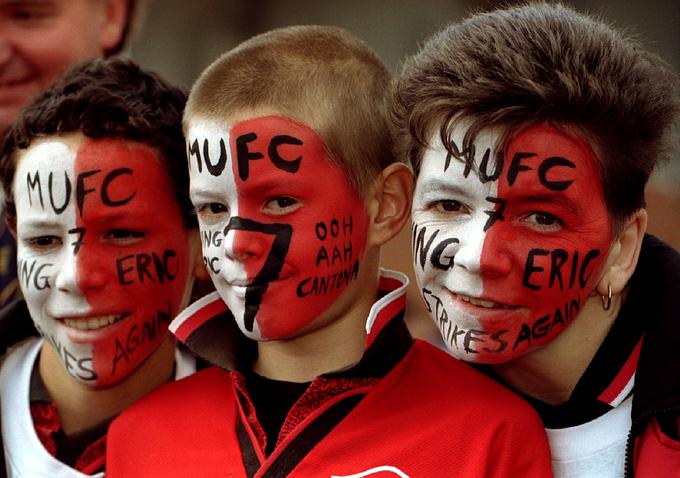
187, 115, 368, 341
14, 135, 193, 387
412, 124, 613, 363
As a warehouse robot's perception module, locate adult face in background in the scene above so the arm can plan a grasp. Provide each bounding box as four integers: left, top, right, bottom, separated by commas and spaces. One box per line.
411, 123, 614, 364
187, 115, 371, 341
14, 133, 195, 388
0, 0, 129, 133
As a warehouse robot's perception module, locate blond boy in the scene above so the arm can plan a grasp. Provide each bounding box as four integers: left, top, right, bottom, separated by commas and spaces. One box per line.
106, 26, 552, 477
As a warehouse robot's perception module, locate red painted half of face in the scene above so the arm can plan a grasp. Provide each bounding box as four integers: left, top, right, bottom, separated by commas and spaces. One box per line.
477, 124, 613, 358
74, 139, 191, 386
227, 116, 368, 339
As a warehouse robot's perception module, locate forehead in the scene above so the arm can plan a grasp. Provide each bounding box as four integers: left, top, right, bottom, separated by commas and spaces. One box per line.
418, 123, 603, 197
14, 135, 176, 211
186, 115, 347, 193
14, 134, 81, 189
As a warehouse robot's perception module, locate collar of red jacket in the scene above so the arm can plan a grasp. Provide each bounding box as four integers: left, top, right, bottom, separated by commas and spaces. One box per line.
170, 269, 410, 371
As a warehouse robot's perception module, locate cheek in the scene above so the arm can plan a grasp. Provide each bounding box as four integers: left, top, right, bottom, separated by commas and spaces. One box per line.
411, 220, 467, 284
200, 225, 225, 277
16, 250, 56, 308
254, 205, 370, 339
79, 236, 191, 386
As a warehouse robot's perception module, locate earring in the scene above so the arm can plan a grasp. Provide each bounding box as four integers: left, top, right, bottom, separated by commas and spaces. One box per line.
601, 283, 612, 311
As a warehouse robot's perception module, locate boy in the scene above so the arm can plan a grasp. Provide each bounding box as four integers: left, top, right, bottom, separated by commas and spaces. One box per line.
0, 58, 203, 476
394, 3, 680, 476
0, 0, 138, 310
106, 26, 552, 477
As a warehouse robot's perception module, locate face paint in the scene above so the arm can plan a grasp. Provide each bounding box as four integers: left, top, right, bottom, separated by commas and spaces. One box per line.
15, 135, 192, 387
412, 124, 613, 363
187, 115, 368, 340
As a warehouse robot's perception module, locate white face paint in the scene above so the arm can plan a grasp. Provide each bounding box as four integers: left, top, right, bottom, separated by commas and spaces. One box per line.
412, 123, 613, 363
15, 134, 195, 387
412, 127, 498, 358
187, 119, 261, 339
187, 115, 369, 341
15, 138, 95, 379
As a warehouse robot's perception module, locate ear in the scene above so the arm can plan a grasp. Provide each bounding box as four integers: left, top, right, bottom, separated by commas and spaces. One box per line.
98, 0, 130, 54
4, 218, 16, 239
188, 230, 210, 280
596, 209, 647, 296
366, 163, 413, 247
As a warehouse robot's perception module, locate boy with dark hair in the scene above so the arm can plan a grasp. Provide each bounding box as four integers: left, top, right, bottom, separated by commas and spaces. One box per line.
0, 58, 203, 476
394, 3, 680, 476
106, 25, 552, 477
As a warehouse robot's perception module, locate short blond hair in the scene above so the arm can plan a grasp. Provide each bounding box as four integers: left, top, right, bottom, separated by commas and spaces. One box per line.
185, 25, 398, 194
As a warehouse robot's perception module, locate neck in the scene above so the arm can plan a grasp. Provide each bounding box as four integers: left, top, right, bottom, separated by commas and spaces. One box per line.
492, 293, 621, 405
254, 255, 381, 383
39, 334, 176, 435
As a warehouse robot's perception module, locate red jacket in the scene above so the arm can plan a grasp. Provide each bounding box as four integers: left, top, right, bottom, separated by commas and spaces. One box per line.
106, 271, 552, 477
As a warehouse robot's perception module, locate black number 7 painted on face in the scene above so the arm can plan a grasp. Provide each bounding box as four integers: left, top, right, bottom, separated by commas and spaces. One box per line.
223, 217, 292, 333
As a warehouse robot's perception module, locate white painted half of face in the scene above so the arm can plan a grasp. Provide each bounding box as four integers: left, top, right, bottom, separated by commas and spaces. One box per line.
14, 138, 94, 382
411, 126, 500, 360
413, 121, 615, 363
186, 119, 261, 339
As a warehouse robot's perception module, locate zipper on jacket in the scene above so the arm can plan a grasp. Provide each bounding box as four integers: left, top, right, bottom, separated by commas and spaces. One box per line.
624, 404, 680, 477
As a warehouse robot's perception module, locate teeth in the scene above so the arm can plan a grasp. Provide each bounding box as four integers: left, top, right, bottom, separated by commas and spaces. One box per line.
458, 295, 501, 309
63, 315, 124, 331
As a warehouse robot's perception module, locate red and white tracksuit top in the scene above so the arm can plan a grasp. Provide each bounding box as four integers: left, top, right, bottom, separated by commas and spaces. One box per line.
106, 270, 553, 477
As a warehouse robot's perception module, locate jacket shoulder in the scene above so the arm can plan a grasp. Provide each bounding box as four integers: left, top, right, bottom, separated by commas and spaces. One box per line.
408, 340, 545, 419
108, 367, 233, 444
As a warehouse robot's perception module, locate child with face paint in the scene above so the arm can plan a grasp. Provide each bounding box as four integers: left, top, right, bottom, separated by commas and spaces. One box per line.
0, 0, 141, 315
0, 58, 203, 476
394, 4, 680, 477
106, 25, 552, 477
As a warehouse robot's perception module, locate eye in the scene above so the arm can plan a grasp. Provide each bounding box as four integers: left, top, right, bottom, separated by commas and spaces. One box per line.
193, 202, 230, 225
7, 5, 51, 23
103, 229, 144, 245
263, 196, 301, 215
523, 212, 563, 232
25, 235, 62, 251
428, 199, 468, 215
209, 203, 228, 214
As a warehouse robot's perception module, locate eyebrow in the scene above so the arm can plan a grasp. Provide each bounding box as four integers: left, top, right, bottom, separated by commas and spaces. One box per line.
418, 179, 471, 197
20, 219, 62, 229
190, 189, 227, 203
514, 193, 581, 215
1, 1, 53, 8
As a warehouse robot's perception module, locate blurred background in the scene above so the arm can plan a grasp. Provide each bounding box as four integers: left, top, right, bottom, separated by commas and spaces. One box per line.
128, 0, 679, 342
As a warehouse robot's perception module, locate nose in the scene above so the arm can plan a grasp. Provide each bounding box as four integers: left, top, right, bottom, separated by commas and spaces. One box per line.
54, 251, 79, 293
55, 250, 107, 294
454, 232, 484, 273
223, 227, 268, 263
454, 217, 513, 277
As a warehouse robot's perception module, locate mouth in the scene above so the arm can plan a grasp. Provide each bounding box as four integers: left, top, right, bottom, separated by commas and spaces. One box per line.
452, 293, 519, 310
0, 78, 26, 87
0, 75, 35, 90
226, 269, 295, 289
61, 313, 130, 331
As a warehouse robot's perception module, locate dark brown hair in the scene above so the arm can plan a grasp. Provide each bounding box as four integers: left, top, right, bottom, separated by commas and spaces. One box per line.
185, 25, 398, 195
0, 58, 193, 228
393, 2, 680, 225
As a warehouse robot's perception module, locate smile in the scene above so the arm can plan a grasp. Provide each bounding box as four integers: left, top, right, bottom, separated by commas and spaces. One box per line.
0, 78, 26, 87
454, 293, 517, 309
62, 313, 129, 331
0, 75, 34, 91
226, 271, 295, 289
